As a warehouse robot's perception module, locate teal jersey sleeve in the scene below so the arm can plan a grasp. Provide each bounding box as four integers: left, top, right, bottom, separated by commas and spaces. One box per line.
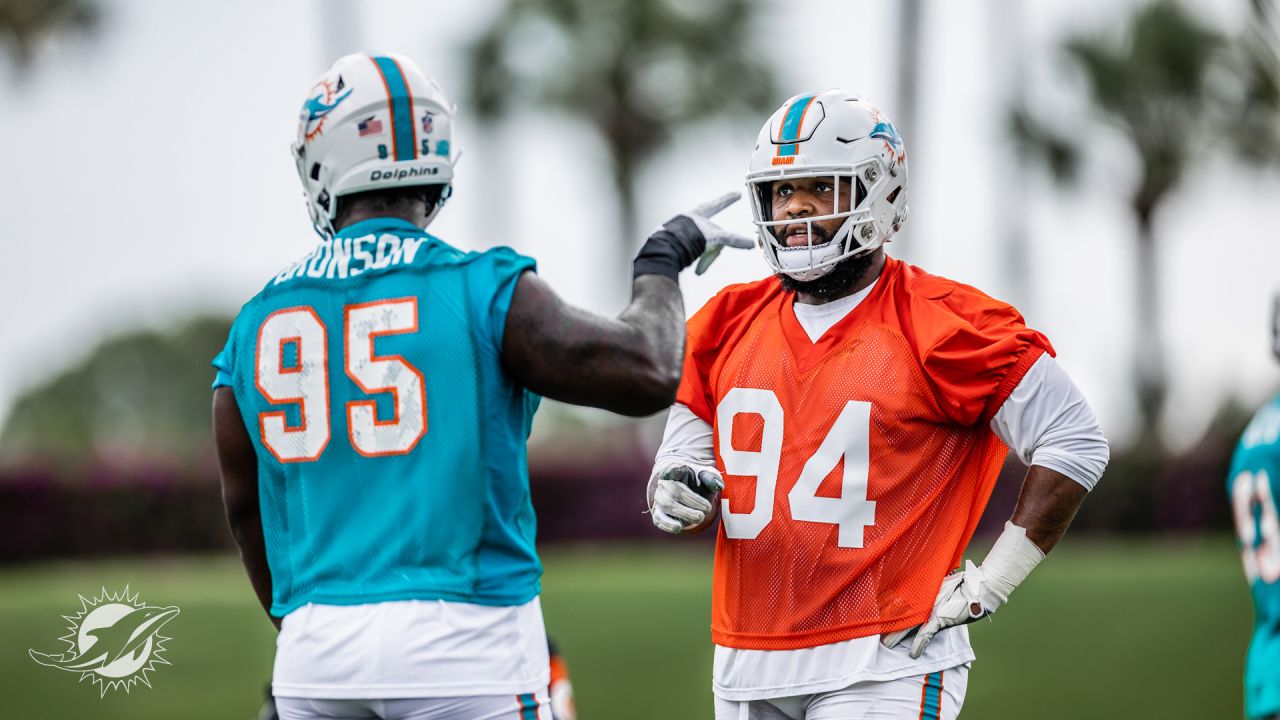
211, 332, 236, 390
469, 246, 536, 363
468, 247, 541, 438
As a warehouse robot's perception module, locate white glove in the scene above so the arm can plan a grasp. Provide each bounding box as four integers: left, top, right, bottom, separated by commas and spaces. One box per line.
882, 522, 1045, 658
647, 461, 725, 534
664, 192, 756, 275
907, 560, 992, 658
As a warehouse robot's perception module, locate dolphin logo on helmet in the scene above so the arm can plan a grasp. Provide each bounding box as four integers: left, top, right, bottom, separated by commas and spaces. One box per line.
746, 90, 910, 281
302, 80, 354, 140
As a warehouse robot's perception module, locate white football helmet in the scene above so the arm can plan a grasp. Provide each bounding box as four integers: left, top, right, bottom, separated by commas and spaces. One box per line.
292, 53, 458, 239
746, 90, 909, 280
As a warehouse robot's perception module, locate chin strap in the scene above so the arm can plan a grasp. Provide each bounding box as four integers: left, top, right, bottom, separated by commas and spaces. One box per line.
771, 214, 870, 281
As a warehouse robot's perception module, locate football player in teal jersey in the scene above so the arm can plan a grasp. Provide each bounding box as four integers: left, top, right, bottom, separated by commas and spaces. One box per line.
212, 53, 750, 720
1229, 295, 1280, 720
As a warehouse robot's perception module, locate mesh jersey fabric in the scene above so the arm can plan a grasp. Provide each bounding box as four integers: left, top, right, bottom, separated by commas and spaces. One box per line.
677, 256, 1054, 650
1228, 393, 1280, 720
212, 217, 541, 616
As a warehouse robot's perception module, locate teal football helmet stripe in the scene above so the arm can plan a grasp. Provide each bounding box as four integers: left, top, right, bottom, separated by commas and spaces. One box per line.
370, 55, 417, 161
776, 92, 816, 158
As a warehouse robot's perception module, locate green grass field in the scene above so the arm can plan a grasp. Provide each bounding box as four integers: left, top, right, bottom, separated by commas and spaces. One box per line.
0, 537, 1253, 719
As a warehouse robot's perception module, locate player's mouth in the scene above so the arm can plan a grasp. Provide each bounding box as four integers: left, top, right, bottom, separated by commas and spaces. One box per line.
779, 224, 828, 247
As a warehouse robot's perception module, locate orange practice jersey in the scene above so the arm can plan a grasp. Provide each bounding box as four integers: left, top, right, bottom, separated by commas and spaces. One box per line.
677, 257, 1054, 651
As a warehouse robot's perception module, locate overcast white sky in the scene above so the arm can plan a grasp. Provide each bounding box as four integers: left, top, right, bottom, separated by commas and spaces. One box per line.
0, 0, 1276, 449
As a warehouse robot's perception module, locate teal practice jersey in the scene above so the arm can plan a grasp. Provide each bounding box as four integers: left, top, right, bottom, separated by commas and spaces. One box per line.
1229, 392, 1280, 720
212, 218, 541, 617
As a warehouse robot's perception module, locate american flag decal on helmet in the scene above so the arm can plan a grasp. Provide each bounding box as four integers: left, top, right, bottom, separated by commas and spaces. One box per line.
358, 116, 384, 137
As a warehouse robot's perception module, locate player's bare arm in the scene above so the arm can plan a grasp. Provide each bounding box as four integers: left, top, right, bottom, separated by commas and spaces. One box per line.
887, 353, 1110, 658
1011, 464, 1089, 553
886, 464, 1091, 655
503, 273, 686, 416
502, 194, 752, 417
212, 388, 279, 630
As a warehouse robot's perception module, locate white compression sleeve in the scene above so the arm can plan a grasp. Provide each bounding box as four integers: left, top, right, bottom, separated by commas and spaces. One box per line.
649, 404, 719, 533
654, 403, 716, 468
990, 355, 1110, 491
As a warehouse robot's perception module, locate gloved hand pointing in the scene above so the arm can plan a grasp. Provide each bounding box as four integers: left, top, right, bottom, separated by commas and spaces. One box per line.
633, 192, 755, 280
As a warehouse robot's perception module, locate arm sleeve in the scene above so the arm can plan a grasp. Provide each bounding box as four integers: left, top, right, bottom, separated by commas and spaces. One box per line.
922, 303, 1055, 426
472, 247, 538, 359
989, 354, 1110, 491
653, 403, 716, 467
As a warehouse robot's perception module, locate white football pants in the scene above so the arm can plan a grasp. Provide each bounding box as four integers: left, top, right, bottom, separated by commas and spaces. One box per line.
713, 664, 968, 720
276, 690, 551, 720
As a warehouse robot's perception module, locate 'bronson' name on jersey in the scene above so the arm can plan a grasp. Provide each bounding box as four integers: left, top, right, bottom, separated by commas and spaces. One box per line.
678, 256, 1054, 650
271, 230, 435, 284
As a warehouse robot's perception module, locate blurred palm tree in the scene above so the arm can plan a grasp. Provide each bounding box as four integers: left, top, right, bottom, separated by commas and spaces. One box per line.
1011, 0, 1278, 450
1233, 0, 1280, 164
464, 0, 777, 263
0, 0, 98, 70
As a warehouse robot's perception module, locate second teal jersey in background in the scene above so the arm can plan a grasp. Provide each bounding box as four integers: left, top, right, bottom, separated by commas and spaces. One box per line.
214, 218, 541, 617
1229, 393, 1280, 720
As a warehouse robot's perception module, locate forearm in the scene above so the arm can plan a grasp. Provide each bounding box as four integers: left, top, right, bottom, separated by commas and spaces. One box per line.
614, 273, 686, 394
649, 404, 722, 535
956, 465, 1086, 616
1010, 464, 1089, 554
212, 389, 279, 630
894, 361, 1105, 656
224, 503, 279, 630
939, 413, 1094, 623
504, 274, 685, 416
654, 403, 717, 467
503, 193, 750, 415
990, 356, 1106, 552
563, 275, 686, 397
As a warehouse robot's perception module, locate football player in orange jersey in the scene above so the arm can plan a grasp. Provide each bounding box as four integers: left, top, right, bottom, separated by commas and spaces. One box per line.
646, 90, 1110, 719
